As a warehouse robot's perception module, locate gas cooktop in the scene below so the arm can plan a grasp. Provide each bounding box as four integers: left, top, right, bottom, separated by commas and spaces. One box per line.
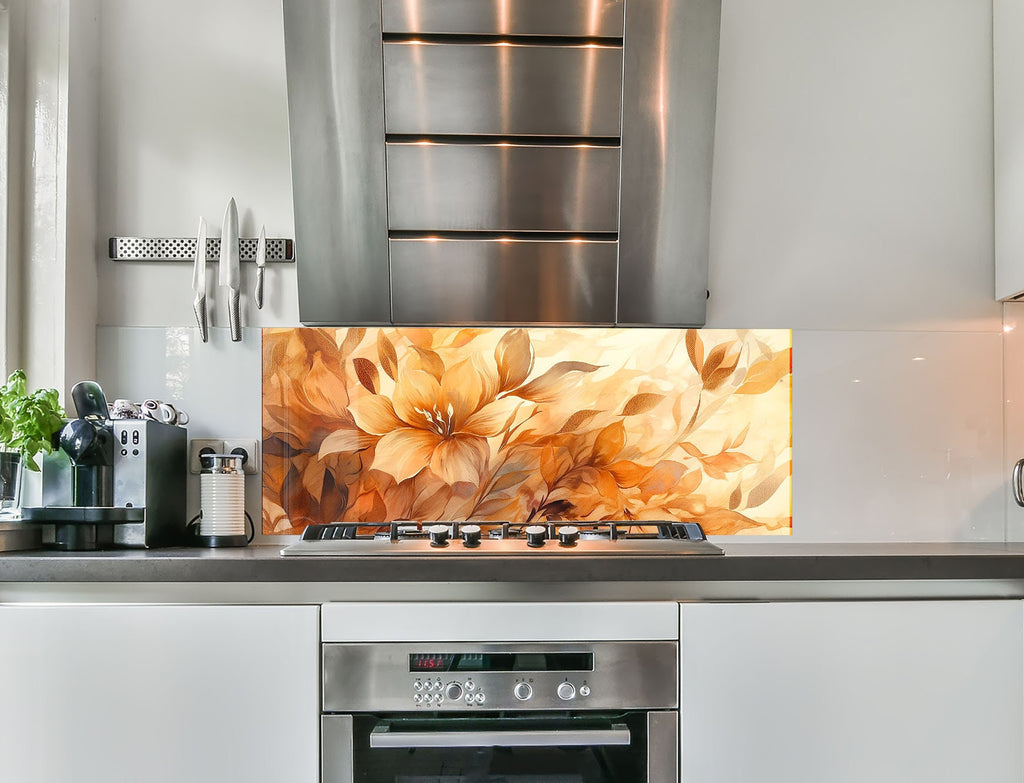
279, 521, 723, 557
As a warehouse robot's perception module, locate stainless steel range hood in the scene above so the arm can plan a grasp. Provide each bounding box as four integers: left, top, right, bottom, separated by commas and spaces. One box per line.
283, 0, 721, 326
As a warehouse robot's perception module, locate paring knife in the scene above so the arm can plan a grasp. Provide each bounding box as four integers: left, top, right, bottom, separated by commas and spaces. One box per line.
254, 224, 266, 309
192, 217, 209, 342
219, 197, 241, 342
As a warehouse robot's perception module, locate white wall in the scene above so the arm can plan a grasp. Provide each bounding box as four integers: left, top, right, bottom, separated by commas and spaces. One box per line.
92, 0, 1004, 542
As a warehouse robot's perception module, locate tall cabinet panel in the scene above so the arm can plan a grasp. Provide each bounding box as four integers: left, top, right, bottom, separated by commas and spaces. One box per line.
679, 601, 1023, 783
0, 605, 319, 783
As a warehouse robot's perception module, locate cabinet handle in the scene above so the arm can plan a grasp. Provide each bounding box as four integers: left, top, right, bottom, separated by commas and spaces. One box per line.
1013, 459, 1024, 507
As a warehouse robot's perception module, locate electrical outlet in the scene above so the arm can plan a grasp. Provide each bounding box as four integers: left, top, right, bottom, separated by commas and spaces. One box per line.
189, 439, 224, 474
223, 438, 261, 475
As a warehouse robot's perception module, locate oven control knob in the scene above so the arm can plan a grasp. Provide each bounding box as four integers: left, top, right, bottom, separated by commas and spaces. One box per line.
428, 524, 450, 547
461, 524, 482, 548
513, 682, 533, 701
445, 682, 464, 701
557, 682, 576, 701
525, 524, 547, 547
579, 685, 591, 697
557, 525, 579, 546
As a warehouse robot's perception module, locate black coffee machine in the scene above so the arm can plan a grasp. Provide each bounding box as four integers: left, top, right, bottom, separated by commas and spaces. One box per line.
22, 381, 187, 550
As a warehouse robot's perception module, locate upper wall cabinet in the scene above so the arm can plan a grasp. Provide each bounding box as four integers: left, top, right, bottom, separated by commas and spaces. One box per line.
996, 0, 1024, 300
283, 0, 721, 326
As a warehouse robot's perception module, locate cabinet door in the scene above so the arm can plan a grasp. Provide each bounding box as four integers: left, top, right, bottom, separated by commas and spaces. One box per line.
680, 601, 1023, 783
0, 604, 319, 783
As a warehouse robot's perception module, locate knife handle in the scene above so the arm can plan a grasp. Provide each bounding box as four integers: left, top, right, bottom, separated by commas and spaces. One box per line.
229, 289, 241, 342
255, 267, 265, 310
193, 294, 209, 343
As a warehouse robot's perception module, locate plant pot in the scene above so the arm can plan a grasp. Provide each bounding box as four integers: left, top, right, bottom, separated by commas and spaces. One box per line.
0, 451, 23, 517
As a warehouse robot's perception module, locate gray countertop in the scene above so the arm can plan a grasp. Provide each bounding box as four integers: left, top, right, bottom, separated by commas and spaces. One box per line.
3, 541, 1024, 584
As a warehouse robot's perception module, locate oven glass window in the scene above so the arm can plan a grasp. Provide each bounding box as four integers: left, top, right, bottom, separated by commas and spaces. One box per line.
349, 713, 648, 783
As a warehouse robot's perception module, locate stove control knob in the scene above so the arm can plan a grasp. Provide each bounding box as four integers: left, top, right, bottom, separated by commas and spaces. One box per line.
445, 682, 464, 701
461, 524, 482, 548
514, 682, 533, 701
428, 524, 450, 547
557, 682, 576, 701
557, 525, 579, 546
525, 524, 547, 548
579, 685, 591, 697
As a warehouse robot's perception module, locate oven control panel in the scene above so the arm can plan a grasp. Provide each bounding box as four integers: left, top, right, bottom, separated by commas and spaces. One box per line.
322, 641, 677, 713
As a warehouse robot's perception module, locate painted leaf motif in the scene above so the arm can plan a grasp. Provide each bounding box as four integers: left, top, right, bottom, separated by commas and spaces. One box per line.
495, 329, 535, 391
558, 409, 601, 433
318, 427, 379, 457
473, 497, 517, 518
736, 348, 792, 395
338, 327, 366, 358
352, 357, 379, 394
729, 483, 742, 510
730, 423, 751, 450
606, 460, 653, 488
351, 490, 387, 522
621, 393, 665, 416
411, 345, 445, 381
540, 446, 559, 488
377, 331, 398, 380
591, 421, 625, 466
488, 470, 533, 495
509, 361, 602, 402
701, 342, 742, 391
704, 451, 755, 475
685, 329, 704, 373
698, 509, 761, 535
746, 461, 792, 508
637, 461, 688, 499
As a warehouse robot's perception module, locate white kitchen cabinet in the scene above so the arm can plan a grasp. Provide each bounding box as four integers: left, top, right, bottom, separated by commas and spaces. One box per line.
996, 0, 1024, 299
679, 601, 1023, 783
0, 604, 319, 783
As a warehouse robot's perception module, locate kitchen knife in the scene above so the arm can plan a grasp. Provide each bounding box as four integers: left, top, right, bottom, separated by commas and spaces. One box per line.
192, 217, 209, 342
219, 197, 241, 342
254, 224, 266, 310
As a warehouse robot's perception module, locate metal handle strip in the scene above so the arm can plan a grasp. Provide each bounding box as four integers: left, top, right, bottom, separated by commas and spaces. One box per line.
108, 237, 294, 262
369, 723, 631, 748
1013, 459, 1024, 507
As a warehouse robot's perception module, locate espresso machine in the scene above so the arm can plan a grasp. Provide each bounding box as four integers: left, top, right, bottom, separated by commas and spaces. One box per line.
22, 381, 187, 550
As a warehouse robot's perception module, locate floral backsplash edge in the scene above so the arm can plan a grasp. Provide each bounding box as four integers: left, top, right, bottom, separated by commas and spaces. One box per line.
262, 327, 792, 536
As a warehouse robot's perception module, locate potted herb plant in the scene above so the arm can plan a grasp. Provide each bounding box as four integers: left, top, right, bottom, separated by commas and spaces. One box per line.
0, 370, 65, 515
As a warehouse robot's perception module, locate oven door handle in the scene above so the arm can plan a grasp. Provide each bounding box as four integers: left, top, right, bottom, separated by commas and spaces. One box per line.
369, 723, 631, 749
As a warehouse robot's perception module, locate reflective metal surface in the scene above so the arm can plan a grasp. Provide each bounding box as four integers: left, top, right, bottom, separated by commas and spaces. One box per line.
381, 0, 625, 37
384, 42, 623, 137
283, 0, 391, 325
617, 0, 722, 325
322, 641, 678, 712
647, 712, 679, 783
390, 238, 617, 323
369, 724, 631, 748
386, 143, 621, 231
321, 715, 354, 783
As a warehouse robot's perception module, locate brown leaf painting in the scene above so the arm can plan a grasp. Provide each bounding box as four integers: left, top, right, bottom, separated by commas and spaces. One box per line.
262, 328, 793, 536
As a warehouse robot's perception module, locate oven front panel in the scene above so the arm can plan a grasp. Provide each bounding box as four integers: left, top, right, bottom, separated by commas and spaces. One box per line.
322, 641, 678, 713
323, 711, 678, 783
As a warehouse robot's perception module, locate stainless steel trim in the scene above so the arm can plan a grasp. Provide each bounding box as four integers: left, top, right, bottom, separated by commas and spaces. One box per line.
647, 711, 679, 783
381, 0, 625, 37
321, 714, 354, 783
617, 0, 721, 325
369, 723, 631, 748
390, 238, 617, 323
383, 42, 623, 137
284, 0, 392, 324
322, 641, 678, 712
386, 143, 621, 231
1013, 459, 1024, 507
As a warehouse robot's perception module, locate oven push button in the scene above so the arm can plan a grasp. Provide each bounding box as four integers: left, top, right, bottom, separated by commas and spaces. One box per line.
445, 682, 463, 702
557, 682, 576, 701
513, 682, 533, 701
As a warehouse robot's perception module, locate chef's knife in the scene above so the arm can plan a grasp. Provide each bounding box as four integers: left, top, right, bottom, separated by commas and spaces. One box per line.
219, 197, 241, 342
254, 224, 266, 310
192, 217, 209, 342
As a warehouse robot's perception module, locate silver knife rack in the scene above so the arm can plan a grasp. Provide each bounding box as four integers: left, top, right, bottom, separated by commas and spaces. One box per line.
108, 237, 294, 263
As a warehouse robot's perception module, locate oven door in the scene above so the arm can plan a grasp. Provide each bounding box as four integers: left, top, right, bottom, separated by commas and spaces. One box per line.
323, 711, 677, 783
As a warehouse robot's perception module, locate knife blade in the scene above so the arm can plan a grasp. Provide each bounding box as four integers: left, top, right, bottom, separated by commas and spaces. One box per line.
219, 197, 241, 342
254, 224, 266, 310
192, 217, 208, 342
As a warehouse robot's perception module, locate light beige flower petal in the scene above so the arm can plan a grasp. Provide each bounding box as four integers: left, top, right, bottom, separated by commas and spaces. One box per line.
461, 397, 522, 438
392, 369, 443, 428
372, 428, 441, 483
430, 435, 489, 485
349, 395, 404, 436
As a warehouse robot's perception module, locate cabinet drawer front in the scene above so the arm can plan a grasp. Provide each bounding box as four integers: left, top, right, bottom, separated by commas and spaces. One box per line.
382, 0, 625, 37
390, 238, 617, 323
386, 143, 621, 232
384, 42, 623, 137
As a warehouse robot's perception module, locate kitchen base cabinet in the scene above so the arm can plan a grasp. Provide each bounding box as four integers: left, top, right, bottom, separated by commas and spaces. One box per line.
679, 601, 1023, 783
0, 604, 318, 783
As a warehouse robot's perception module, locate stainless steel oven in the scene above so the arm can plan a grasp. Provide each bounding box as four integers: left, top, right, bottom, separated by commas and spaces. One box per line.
321, 640, 678, 782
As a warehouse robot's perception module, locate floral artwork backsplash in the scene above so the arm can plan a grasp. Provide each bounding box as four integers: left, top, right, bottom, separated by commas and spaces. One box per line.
262, 327, 792, 536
